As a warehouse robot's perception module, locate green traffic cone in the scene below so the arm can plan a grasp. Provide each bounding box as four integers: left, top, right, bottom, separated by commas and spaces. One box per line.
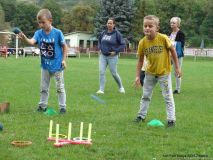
147, 119, 164, 127
44, 108, 58, 115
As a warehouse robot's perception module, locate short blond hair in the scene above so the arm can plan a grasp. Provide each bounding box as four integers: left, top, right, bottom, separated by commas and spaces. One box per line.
37, 9, 52, 20
144, 15, 160, 27
170, 17, 181, 27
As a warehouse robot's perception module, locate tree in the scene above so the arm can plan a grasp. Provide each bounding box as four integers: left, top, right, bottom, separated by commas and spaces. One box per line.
94, 0, 136, 40
0, 0, 16, 22
0, 5, 10, 46
200, 0, 213, 39
11, 3, 40, 37
153, 0, 207, 37
131, 0, 157, 42
0, 4, 10, 31
132, 0, 208, 47
42, 0, 63, 29
63, 3, 96, 33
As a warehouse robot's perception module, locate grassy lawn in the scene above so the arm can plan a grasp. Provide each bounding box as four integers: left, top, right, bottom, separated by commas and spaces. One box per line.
0, 55, 213, 160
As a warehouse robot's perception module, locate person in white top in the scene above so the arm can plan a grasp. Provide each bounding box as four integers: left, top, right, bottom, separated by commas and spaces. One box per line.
170, 17, 185, 94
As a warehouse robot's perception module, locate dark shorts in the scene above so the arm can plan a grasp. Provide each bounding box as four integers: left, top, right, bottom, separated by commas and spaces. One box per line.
140, 70, 145, 86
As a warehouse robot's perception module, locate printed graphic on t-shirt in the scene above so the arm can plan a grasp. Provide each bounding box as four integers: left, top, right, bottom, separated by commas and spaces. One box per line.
144, 45, 163, 55
40, 40, 55, 59
102, 35, 111, 41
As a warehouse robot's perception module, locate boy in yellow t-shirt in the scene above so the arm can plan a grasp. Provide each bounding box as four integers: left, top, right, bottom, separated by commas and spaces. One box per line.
134, 15, 181, 127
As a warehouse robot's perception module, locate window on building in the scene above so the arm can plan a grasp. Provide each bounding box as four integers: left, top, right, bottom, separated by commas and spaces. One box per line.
79, 40, 84, 47
93, 41, 98, 50
86, 40, 90, 48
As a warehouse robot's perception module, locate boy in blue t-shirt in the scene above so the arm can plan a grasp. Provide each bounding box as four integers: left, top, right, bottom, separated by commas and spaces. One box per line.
19, 9, 68, 114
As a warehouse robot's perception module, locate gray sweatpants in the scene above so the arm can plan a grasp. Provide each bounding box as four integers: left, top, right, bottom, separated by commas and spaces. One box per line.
38, 69, 66, 109
137, 73, 176, 121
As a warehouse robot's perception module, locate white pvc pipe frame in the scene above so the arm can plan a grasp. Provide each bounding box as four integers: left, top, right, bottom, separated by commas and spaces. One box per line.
0, 31, 19, 59
48, 120, 92, 143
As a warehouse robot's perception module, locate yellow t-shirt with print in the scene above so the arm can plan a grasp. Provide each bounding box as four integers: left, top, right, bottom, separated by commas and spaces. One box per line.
137, 33, 172, 76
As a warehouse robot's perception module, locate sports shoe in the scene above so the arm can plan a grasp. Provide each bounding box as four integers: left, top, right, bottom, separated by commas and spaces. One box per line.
173, 90, 180, 94
96, 90, 104, 94
119, 87, 125, 93
167, 120, 175, 127
134, 116, 145, 123
37, 106, 47, 112
59, 108, 66, 114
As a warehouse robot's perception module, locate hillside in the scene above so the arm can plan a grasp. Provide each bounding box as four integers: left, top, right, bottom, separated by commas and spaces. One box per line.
17, 0, 100, 9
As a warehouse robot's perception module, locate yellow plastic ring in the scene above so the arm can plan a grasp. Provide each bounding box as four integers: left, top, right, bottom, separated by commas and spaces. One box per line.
51, 134, 67, 139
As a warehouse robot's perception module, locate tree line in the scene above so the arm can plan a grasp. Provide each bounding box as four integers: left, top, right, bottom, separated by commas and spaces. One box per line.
0, 0, 212, 47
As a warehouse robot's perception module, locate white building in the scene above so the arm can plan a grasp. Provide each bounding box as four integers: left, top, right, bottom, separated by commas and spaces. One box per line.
64, 31, 98, 52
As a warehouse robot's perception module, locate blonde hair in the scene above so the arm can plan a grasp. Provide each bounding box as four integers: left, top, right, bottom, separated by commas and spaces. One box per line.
144, 15, 160, 27
170, 17, 181, 27
37, 9, 52, 20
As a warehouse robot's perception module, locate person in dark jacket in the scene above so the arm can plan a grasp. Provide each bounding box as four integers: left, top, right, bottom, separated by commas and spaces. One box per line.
96, 17, 126, 94
170, 17, 185, 94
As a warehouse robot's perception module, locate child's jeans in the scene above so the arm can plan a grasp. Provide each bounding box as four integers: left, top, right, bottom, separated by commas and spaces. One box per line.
137, 72, 176, 121
98, 54, 124, 91
38, 69, 66, 109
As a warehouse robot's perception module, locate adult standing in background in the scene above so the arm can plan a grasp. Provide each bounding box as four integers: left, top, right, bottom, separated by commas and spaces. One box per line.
96, 17, 126, 94
170, 17, 185, 94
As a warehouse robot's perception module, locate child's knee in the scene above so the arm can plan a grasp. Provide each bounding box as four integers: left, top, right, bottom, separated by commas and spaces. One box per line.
57, 88, 63, 93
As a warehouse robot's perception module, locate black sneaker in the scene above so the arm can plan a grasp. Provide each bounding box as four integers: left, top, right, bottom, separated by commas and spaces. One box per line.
134, 116, 145, 123
173, 90, 180, 94
167, 120, 175, 127
59, 108, 66, 114
37, 106, 47, 112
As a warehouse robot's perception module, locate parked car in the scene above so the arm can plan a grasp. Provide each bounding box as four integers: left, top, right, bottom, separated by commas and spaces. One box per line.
23, 47, 40, 56
67, 48, 77, 57
7, 48, 14, 55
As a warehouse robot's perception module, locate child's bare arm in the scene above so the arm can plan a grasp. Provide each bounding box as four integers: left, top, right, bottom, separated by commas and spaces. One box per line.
135, 54, 144, 87
18, 32, 36, 45
61, 43, 68, 69
170, 47, 181, 77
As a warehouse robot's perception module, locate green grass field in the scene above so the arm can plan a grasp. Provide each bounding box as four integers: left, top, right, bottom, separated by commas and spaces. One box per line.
0, 55, 213, 160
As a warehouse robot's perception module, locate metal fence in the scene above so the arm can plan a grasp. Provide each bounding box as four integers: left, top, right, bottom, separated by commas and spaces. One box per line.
185, 48, 213, 57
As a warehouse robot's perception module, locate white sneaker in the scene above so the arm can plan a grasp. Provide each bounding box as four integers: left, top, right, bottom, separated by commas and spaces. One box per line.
96, 90, 104, 94
119, 87, 125, 94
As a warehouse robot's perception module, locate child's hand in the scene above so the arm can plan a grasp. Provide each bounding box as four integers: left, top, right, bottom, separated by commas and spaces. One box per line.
109, 51, 116, 56
175, 68, 181, 78
62, 60, 67, 69
134, 76, 141, 88
18, 32, 26, 39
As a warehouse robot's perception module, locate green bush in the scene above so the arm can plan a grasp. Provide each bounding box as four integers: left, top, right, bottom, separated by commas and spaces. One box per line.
188, 35, 213, 48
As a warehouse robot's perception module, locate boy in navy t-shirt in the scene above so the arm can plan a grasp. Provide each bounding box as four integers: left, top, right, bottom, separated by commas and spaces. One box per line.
19, 9, 68, 114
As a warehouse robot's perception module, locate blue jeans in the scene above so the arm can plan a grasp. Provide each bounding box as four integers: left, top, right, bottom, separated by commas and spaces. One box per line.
137, 73, 176, 121
98, 54, 124, 91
